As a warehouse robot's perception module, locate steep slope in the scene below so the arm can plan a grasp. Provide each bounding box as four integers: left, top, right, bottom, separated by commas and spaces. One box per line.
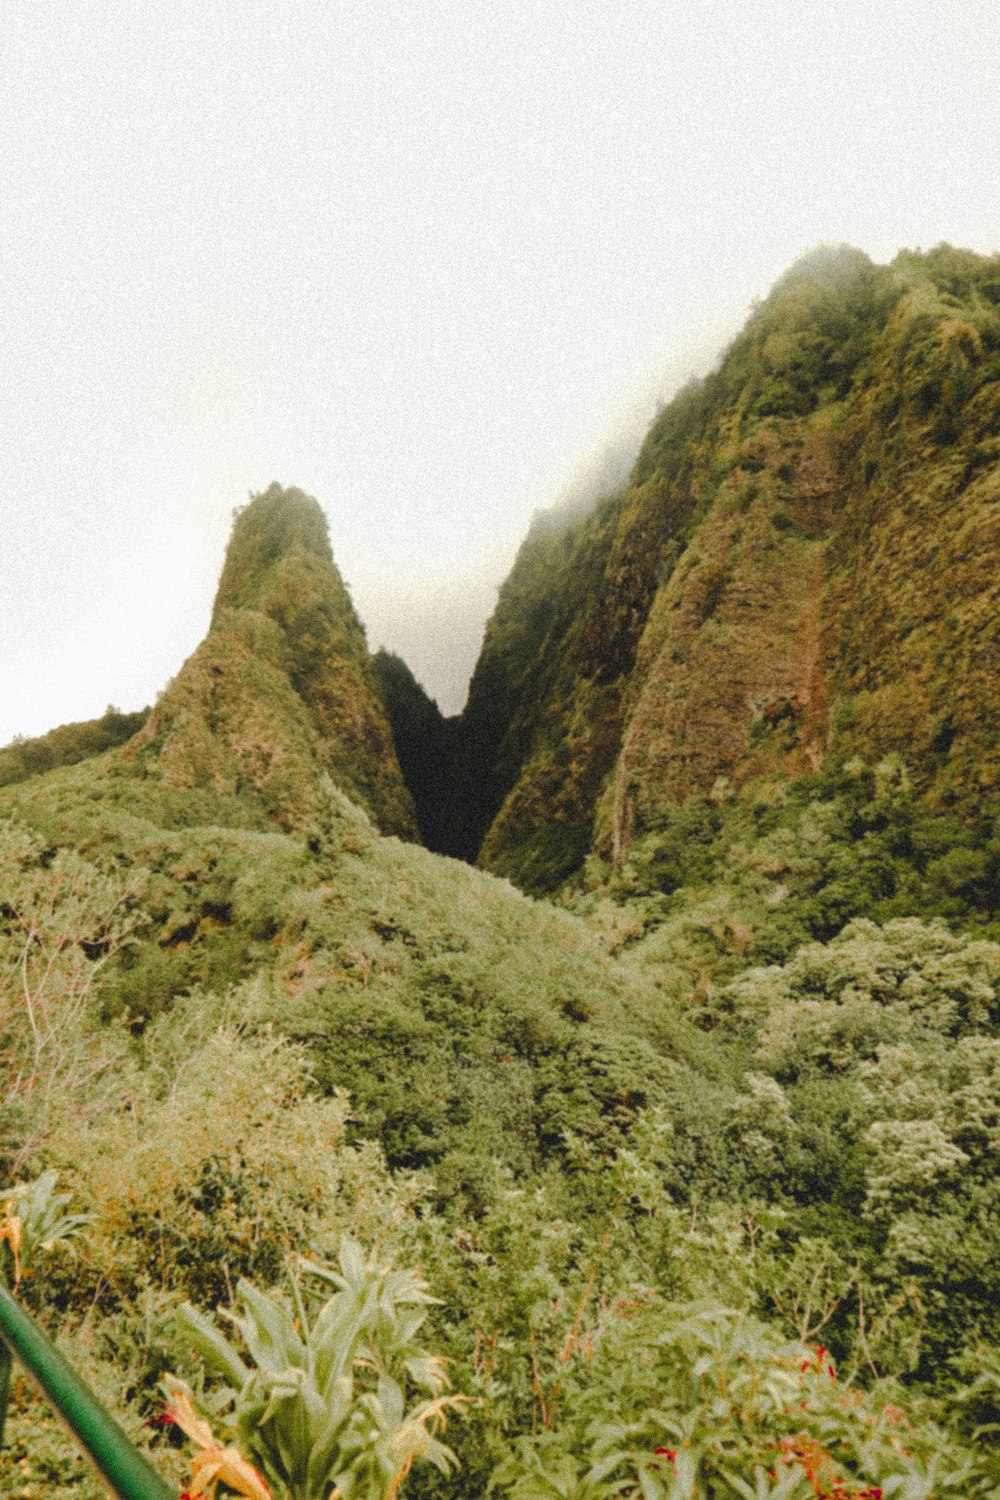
122, 484, 418, 838
455, 487, 643, 882
370, 649, 462, 851
459, 245, 1000, 890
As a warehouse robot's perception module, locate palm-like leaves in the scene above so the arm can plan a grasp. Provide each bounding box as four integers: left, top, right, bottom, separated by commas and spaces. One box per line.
0, 1169, 91, 1290
168, 1238, 463, 1500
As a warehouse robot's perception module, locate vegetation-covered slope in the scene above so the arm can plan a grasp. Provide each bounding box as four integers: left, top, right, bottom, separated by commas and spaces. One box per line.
0, 696, 722, 1497
370, 648, 461, 852
4, 745, 1000, 1498
3, 249, 1000, 1500
0, 705, 149, 788
123, 484, 418, 838
455, 245, 1000, 892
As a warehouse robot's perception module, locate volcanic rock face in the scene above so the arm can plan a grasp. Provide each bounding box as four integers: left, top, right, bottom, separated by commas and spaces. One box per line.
448, 245, 1000, 891
126, 484, 418, 838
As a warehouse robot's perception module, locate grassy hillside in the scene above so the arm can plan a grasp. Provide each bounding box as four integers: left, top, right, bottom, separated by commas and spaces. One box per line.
0, 727, 723, 1498
0, 705, 149, 788
3, 740, 999, 1497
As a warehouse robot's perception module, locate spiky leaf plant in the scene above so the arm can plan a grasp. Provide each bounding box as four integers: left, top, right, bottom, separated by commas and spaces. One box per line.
0, 1170, 91, 1291
166, 1237, 463, 1500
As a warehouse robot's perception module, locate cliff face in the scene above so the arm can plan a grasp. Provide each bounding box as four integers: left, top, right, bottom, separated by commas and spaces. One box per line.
369, 649, 461, 852
25, 249, 997, 885
125, 484, 418, 838
456, 245, 1000, 890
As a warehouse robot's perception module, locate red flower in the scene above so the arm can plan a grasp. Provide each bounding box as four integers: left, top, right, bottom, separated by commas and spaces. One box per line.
800, 1343, 836, 1379
145, 1409, 179, 1430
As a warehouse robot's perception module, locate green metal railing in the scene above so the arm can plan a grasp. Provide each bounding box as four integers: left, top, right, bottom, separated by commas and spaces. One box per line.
0, 1282, 173, 1499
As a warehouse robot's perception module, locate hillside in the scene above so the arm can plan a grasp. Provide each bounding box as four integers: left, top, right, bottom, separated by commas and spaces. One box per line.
370, 648, 461, 851
0, 706, 149, 788
2, 253, 1000, 1500
0, 480, 708, 1188
450, 245, 1000, 892
122, 483, 418, 839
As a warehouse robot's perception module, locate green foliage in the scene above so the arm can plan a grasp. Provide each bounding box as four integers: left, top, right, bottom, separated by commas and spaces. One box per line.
122, 485, 418, 840
167, 1240, 461, 1500
439, 245, 1000, 892
0, 706, 149, 790
0, 819, 147, 1175
450, 489, 632, 873
699, 915, 1000, 1382
43, 994, 422, 1313
0, 1170, 90, 1290
603, 759, 1000, 973
214, 483, 335, 618
491, 1304, 986, 1498
4, 248, 1000, 1500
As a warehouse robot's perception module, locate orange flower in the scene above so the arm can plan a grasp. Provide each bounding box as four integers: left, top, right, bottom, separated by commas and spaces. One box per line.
161, 1381, 272, 1500
777, 1433, 881, 1499
0, 1201, 22, 1289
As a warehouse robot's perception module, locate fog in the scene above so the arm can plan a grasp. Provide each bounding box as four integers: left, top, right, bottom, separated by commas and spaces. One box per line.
2, 0, 998, 739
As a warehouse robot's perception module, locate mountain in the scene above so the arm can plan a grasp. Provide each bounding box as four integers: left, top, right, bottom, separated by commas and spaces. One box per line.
121, 483, 419, 839
3, 249, 1000, 1500
369, 648, 462, 850
0, 483, 699, 1171
449, 244, 1000, 891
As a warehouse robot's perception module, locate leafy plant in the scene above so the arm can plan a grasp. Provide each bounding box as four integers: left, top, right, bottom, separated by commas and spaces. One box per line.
166, 1238, 464, 1500
491, 1304, 985, 1499
0, 1170, 90, 1291
0, 821, 148, 1175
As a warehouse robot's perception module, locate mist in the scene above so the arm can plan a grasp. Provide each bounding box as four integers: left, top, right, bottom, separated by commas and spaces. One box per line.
2, 0, 998, 745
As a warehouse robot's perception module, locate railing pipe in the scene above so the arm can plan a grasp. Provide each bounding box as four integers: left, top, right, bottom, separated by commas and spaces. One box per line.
0, 1341, 10, 1447
0, 1282, 173, 1500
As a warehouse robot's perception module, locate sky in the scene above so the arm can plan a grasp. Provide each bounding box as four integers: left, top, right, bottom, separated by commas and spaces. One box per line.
2, 0, 999, 743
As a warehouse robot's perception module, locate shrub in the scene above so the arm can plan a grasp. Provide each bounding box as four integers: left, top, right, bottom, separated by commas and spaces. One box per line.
164, 1240, 463, 1500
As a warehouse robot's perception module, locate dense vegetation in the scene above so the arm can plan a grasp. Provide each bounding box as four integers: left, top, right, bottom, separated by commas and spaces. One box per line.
440, 243, 1000, 893
0, 706, 149, 789
4, 753, 999, 1496
2, 249, 1000, 1499
124, 484, 418, 840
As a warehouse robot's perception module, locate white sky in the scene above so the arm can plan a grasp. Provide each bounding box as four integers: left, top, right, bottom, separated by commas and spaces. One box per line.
2, 0, 998, 741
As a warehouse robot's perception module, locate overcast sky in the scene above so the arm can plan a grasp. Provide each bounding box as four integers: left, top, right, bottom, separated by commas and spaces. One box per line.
2, 0, 998, 742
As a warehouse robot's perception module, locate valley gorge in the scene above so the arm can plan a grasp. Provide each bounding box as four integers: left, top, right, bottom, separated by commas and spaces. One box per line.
3, 241, 1000, 1500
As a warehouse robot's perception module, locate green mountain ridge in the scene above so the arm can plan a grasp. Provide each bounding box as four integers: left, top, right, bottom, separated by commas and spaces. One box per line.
0, 705, 150, 790
124, 483, 418, 840
433, 243, 1000, 892
3, 244, 1000, 1499
11, 246, 999, 887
